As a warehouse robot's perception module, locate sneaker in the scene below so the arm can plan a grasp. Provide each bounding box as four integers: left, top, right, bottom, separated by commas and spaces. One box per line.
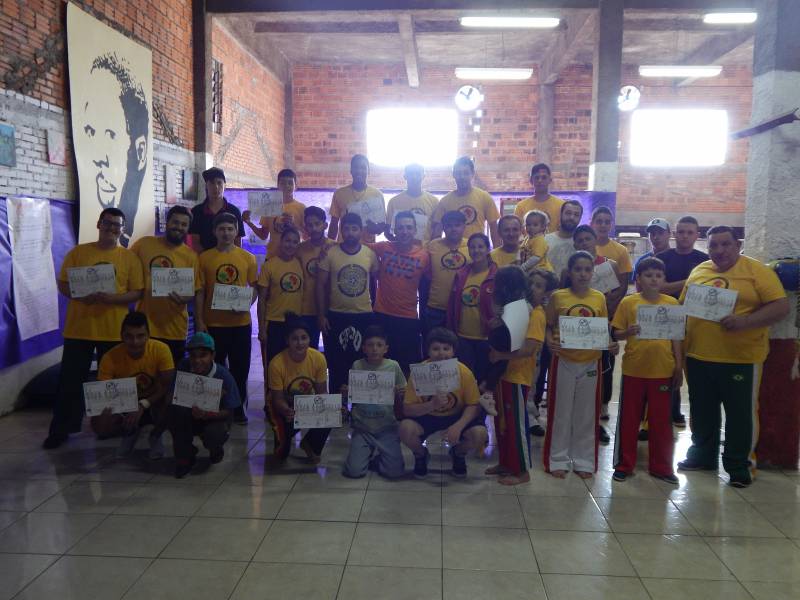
638, 429, 649, 441
450, 447, 467, 478
148, 433, 165, 460
651, 472, 679, 485
612, 470, 629, 482
413, 448, 430, 478
479, 392, 498, 417
677, 459, 716, 472
673, 414, 687, 428
174, 455, 196, 479
209, 447, 224, 464
598, 426, 610, 444
116, 430, 139, 458
529, 424, 545, 437
728, 474, 752, 488
42, 433, 68, 450
600, 403, 610, 421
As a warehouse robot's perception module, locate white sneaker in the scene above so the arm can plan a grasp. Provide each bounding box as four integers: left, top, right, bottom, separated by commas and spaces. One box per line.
479, 392, 498, 417
148, 433, 165, 460
116, 430, 139, 458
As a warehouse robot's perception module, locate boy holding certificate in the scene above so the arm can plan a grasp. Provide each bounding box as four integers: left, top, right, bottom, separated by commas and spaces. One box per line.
399, 328, 487, 478
611, 257, 682, 484
342, 326, 406, 479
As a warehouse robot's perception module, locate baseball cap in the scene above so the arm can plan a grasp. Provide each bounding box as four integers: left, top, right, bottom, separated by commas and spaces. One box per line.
186, 332, 215, 351
646, 218, 670, 232
202, 167, 226, 182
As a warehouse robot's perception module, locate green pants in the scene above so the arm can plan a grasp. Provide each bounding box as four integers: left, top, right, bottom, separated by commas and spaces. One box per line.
685, 357, 762, 479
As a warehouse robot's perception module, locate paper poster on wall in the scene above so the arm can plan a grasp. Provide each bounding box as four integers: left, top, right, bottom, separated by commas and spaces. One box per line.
6, 197, 60, 340
67, 3, 154, 248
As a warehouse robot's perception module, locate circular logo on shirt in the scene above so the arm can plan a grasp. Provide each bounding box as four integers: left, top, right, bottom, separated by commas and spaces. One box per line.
337, 264, 368, 298
287, 376, 315, 398
135, 372, 155, 397
461, 285, 480, 307
701, 277, 729, 289
306, 257, 321, 278
149, 255, 173, 269
216, 263, 240, 284
280, 272, 302, 293
459, 205, 477, 225
567, 304, 597, 318
428, 391, 457, 412
441, 251, 467, 271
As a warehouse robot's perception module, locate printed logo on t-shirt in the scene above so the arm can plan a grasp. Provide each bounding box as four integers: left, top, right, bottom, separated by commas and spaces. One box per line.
441, 250, 467, 271
337, 264, 368, 297
383, 251, 422, 280
461, 285, 480, 307
287, 376, 315, 398
306, 257, 321, 278
280, 272, 302, 293
338, 326, 362, 352
426, 391, 458, 413
732, 374, 745, 382
135, 372, 155, 397
701, 276, 729, 289
459, 205, 477, 225
216, 263, 240, 284
149, 255, 173, 269
566, 304, 597, 318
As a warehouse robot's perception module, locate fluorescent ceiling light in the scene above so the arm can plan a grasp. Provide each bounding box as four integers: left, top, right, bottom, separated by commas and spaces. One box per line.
455, 67, 533, 80
703, 12, 757, 24
460, 16, 560, 29
639, 65, 722, 78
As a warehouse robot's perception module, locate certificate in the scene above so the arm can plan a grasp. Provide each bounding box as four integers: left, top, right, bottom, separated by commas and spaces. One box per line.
637, 304, 687, 340
294, 394, 343, 429
346, 193, 386, 225
83, 378, 139, 416
67, 263, 116, 298
172, 371, 223, 411
151, 267, 194, 297
559, 316, 610, 350
211, 284, 252, 312
409, 358, 461, 396
501, 299, 532, 352
591, 261, 620, 294
348, 370, 395, 405
247, 190, 283, 218
684, 284, 738, 322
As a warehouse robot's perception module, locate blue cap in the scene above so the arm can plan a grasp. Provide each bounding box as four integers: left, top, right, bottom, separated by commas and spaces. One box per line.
186, 332, 215, 351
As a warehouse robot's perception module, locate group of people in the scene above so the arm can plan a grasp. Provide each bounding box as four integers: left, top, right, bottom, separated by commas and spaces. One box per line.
40, 154, 789, 488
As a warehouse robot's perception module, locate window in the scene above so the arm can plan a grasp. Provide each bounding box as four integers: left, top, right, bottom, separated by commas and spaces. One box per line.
366, 108, 458, 168
211, 59, 223, 135
630, 109, 728, 167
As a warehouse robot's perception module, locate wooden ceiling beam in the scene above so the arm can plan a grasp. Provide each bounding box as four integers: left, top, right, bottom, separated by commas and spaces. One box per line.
676, 29, 753, 85
397, 14, 421, 87
539, 11, 596, 84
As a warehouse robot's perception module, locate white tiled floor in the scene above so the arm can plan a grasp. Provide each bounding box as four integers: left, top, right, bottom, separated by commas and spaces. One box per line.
1, 355, 799, 599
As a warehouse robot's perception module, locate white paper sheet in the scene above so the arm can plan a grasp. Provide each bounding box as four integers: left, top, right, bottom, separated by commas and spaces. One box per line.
559, 316, 610, 350
6, 197, 60, 340
211, 284, 252, 312
348, 370, 395, 405
501, 299, 532, 352
172, 371, 223, 411
409, 358, 461, 396
637, 304, 687, 340
83, 378, 139, 416
67, 263, 116, 298
247, 190, 283, 218
683, 284, 738, 322
294, 394, 343, 429
151, 267, 194, 297
346, 193, 386, 225
591, 260, 620, 294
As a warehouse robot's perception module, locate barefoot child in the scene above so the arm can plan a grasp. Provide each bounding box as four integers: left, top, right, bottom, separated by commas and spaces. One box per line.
520, 210, 553, 271
342, 326, 406, 479
611, 257, 682, 484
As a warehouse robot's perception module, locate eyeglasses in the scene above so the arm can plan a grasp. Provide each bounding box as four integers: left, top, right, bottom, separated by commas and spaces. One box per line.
100, 219, 124, 230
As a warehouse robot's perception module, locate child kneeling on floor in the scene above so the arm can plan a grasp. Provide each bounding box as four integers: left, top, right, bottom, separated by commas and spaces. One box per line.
342, 326, 406, 479
399, 327, 488, 478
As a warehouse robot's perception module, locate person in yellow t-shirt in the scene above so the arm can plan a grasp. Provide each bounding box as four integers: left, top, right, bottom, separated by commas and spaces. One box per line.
385, 163, 439, 242
44, 207, 145, 450
520, 209, 553, 272
328, 154, 385, 243
544, 251, 617, 479
676, 226, 788, 488
489, 215, 523, 267
132, 206, 202, 366
423, 210, 469, 337
513, 163, 565, 234
197, 213, 258, 425
430, 156, 500, 246
242, 168, 307, 257
94, 312, 175, 459
611, 257, 682, 485
399, 327, 487, 478
296, 206, 336, 350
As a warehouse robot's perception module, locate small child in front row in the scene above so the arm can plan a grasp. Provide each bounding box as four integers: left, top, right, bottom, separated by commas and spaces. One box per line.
342, 326, 406, 479
520, 210, 553, 272
611, 257, 682, 484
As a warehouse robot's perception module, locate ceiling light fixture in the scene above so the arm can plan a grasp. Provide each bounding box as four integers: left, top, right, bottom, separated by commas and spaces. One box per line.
703, 12, 757, 25
460, 16, 560, 29
455, 67, 533, 81
638, 65, 722, 78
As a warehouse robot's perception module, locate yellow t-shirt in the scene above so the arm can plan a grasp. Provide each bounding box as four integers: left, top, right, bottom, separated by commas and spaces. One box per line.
258, 199, 307, 257
198, 246, 258, 328
404, 361, 479, 417
458, 269, 489, 340
431, 187, 500, 239
597, 239, 633, 275
386, 191, 439, 241
513, 194, 565, 234
611, 293, 679, 378
680, 256, 786, 364
330, 184, 384, 243
257, 255, 304, 322
549, 288, 608, 363
520, 235, 553, 271
59, 243, 145, 342
503, 305, 546, 385
425, 238, 470, 311
296, 239, 337, 316
317, 244, 378, 314
97, 339, 174, 399
267, 348, 328, 399
132, 236, 202, 341
490, 246, 521, 268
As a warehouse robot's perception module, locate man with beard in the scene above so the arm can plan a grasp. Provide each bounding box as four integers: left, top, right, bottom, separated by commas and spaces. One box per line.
132, 205, 203, 366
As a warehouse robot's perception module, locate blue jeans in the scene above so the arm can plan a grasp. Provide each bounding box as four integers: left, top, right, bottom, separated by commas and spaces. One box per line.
343, 427, 405, 479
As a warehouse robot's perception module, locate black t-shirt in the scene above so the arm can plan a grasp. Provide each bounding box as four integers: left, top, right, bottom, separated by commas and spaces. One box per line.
189, 199, 245, 251
655, 248, 709, 297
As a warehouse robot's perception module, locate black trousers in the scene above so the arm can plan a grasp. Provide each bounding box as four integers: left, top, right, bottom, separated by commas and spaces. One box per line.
154, 338, 186, 369
602, 350, 615, 406
323, 311, 375, 396
535, 344, 551, 404
168, 404, 230, 460
208, 325, 252, 408
301, 315, 321, 351
49, 338, 117, 438
376, 312, 421, 375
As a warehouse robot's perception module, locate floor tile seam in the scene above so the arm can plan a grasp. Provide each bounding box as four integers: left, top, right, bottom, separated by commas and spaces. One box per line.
332, 500, 361, 600
21, 510, 115, 557
117, 557, 158, 600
